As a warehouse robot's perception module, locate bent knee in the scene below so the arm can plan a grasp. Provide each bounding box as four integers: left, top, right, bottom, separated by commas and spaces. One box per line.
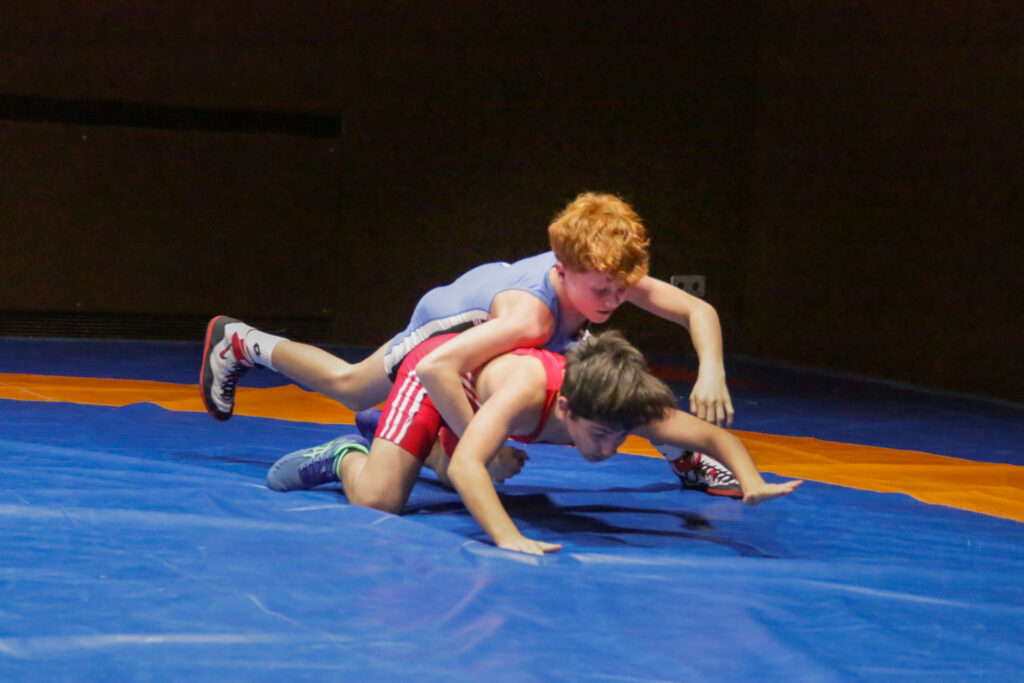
322, 372, 389, 411
347, 489, 404, 515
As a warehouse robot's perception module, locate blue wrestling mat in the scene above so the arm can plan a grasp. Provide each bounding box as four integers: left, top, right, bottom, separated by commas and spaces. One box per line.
1, 338, 1022, 680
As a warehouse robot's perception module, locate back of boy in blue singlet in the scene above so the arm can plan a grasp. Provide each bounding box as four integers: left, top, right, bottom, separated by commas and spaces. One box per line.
383, 251, 582, 378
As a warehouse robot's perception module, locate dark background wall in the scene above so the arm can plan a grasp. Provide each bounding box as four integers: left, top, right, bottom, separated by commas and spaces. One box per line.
747, 1, 1022, 403
1, 1, 1020, 402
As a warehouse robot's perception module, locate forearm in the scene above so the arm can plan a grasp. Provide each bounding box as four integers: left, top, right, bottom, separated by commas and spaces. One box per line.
687, 301, 726, 376
448, 459, 522, 546
707, 431, 765, 493
416, 362, 476, 437
708, 430, 803, 504
627, 277, 726, 374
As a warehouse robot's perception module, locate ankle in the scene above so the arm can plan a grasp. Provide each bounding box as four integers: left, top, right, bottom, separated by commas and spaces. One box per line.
239, 328, 287, 370
333, 440, 370, 480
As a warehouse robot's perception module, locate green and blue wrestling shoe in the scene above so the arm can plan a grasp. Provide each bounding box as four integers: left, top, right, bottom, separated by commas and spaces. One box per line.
266, 435, 370, 492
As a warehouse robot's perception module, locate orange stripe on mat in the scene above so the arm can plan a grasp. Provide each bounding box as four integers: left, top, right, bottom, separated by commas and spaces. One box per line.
0, 373, 357, 423
3, 373, 1022, 523
620, 433, 1024, 522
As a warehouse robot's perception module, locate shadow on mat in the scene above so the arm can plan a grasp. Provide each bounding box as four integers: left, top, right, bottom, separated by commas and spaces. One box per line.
403, 483, 778, 558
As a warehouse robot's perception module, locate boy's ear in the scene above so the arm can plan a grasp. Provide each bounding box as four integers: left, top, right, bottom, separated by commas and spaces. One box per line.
554, 261, 567, 279
556, 395, 570, 416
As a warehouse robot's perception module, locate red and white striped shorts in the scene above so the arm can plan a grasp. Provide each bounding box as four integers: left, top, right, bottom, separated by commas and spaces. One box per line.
375, 333, 479, 461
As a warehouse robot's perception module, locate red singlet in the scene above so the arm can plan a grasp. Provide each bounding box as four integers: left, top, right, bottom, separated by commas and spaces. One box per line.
375, 334, 566, 460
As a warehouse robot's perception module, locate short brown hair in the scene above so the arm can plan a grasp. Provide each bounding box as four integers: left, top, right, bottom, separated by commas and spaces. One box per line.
561, 330, 676, 431
548, 193, 650, 285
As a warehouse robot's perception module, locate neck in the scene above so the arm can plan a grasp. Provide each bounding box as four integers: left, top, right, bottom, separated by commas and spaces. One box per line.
548, 266, 588, 334
537, 394, 573, 445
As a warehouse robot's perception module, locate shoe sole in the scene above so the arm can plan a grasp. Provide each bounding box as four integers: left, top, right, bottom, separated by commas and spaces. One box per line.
679, 479, 743, 499
704, 488, 743, 499
199, 315, 232, 421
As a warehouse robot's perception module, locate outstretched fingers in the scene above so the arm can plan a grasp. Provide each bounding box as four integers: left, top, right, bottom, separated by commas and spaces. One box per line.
499, 536, 563, 556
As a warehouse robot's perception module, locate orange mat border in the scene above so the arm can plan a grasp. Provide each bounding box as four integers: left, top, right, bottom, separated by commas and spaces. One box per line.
2, 373, 1021, 523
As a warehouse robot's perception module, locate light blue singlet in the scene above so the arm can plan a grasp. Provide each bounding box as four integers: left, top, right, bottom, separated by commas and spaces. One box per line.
383, 251, 584, 378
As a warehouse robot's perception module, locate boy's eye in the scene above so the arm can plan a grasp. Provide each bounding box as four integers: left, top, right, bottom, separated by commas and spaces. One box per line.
593, 286, 625, 299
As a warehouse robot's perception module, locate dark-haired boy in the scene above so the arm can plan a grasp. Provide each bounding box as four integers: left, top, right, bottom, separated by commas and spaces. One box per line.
268, 331, 800, 556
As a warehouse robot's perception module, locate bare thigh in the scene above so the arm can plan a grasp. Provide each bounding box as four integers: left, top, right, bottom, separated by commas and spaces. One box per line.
273, 339, 394, 411
339, 437, 423, 513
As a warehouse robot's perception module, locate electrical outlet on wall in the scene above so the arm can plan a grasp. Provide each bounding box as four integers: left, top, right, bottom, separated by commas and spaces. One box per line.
669, 274, 705, 298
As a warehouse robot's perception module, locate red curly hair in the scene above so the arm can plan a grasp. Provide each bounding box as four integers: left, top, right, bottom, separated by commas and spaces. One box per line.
548, 192, 650, 285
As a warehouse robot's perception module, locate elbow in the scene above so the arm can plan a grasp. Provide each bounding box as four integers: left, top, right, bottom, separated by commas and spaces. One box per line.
694, 298, 719, 320
414, 354, 444, 388
447, 452, 490, 491
415, 349, 464, 388
687, 299, 721, 335
446, 457, 470, 490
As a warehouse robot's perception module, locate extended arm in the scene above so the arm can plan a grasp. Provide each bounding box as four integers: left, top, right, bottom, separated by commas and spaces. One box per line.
625, 276, 734, 426
445, 364, 562, 555
635, 410, 801, 505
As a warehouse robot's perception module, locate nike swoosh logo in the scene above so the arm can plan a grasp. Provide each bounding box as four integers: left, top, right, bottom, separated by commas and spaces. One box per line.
219, 347, 231, 359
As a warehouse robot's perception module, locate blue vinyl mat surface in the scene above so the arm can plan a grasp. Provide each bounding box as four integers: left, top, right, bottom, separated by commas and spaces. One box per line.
1, 338, 1022, 681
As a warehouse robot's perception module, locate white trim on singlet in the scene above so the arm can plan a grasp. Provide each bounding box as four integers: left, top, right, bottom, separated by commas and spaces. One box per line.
380, 371, 427, 444
460, 372, 481, 410
380, 367, 481, 446
383, 309, 490, 378
392, 386, 427, 445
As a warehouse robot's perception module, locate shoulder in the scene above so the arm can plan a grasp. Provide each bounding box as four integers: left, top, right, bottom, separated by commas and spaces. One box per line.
513, 251, 555, 265
489, 290, 556, 340
511, 347, 566, 381
468, 352, 548, 433
476, 352, 549, 407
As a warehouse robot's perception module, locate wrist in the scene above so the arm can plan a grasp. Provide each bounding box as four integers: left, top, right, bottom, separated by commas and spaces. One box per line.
696, 359, 726, 378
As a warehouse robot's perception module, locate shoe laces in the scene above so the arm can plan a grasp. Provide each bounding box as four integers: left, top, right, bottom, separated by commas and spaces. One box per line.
218, 334, 250, 399
299, 452, 335, 476
218, 369, 244, 402
303, 441, 340, 460
694, 456, 739, 486
296, 440, 349, 486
